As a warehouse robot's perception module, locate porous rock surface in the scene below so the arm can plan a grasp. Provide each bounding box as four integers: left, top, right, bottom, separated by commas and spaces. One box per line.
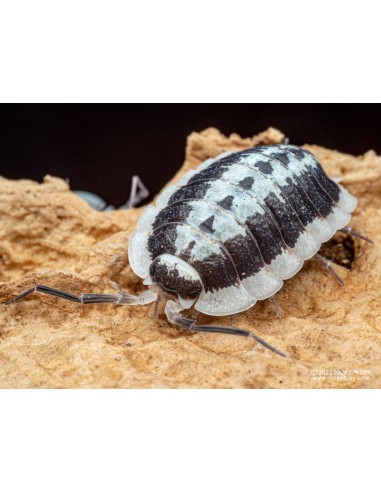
0, 127, 380, 388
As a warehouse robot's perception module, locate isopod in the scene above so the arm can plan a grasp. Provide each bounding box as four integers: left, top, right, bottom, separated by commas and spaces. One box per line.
4, 144, 372, 357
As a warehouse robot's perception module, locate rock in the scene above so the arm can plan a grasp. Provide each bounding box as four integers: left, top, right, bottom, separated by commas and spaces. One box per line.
0, 127, 380, 388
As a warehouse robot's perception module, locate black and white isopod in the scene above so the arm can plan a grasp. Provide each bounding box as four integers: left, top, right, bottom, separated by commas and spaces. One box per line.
5, 144, 372, 357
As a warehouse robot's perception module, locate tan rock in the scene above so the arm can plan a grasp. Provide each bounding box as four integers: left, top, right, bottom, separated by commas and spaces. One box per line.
0, 127, 380, 388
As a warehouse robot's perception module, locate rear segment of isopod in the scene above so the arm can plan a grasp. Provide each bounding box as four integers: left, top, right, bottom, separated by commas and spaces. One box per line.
258, 144, 357, 214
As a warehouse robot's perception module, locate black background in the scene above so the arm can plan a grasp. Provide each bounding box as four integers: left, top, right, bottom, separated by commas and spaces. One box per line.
0, 104, 380, 207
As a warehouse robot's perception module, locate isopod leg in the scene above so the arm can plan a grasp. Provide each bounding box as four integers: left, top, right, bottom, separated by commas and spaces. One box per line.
120, 175, 149, 209
314, 254, 344, 286
269, 295, 282, 317
4, 284, 157, 306
165, 300, 286, 357
152, 296, 161, 320
341, 226, 374, 244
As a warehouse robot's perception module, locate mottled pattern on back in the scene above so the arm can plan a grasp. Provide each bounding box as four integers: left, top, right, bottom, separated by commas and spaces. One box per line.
128, 144, 357, 316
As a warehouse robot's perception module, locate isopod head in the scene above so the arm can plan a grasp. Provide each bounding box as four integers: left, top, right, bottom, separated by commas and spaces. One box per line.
145, 254, 203, 308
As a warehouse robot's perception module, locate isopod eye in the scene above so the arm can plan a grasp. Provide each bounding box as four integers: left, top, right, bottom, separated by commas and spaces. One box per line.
149, 254, 203, 302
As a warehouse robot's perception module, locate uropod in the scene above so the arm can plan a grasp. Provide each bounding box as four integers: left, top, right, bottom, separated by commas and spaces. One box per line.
4, 144, 372, 357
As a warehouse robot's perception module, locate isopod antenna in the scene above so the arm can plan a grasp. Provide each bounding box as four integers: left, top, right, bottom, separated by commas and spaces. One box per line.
165, 300, 287, 357
4, 285, 158, 306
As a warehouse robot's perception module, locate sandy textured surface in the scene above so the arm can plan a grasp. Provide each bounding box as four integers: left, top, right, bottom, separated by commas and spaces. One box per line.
0, 127, 380, 388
